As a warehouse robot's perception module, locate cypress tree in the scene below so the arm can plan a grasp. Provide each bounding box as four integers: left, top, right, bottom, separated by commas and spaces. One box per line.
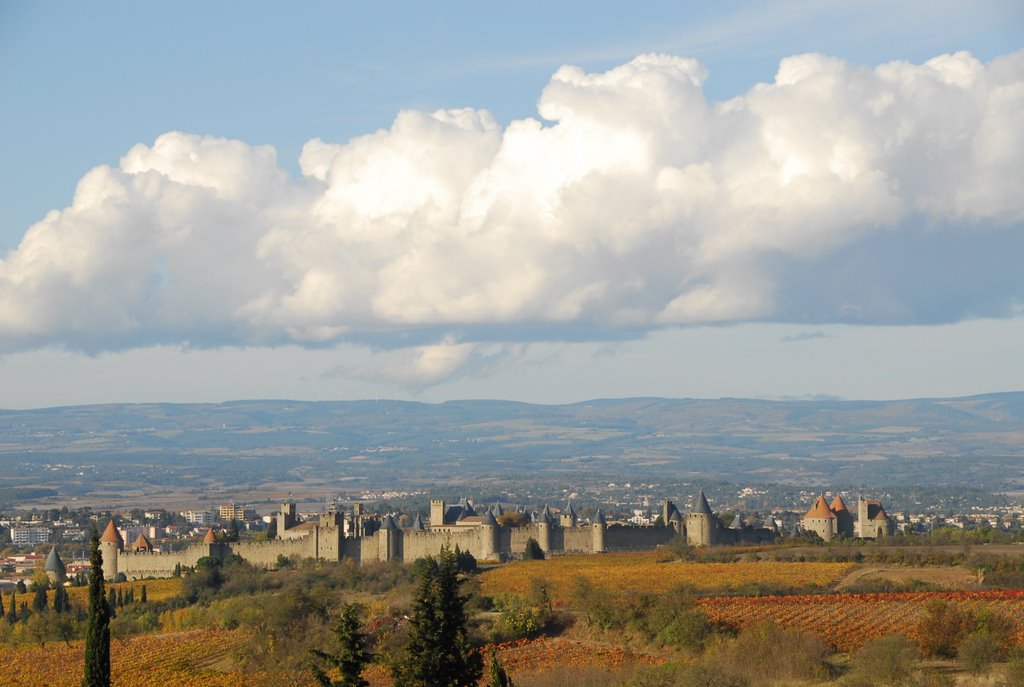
392, 546, 482, 687
489, 650, 514, 687
116, 588, 123, 608
55, 584, 72, 614
7, 592, 16, 622
82, 531, 111, 687
107, 589, 117, 619
126, 588, 134, 605
32, 585, 48, 612
140, 585, 147, 603
309, 602, 371, 687
0, 590, 4, 617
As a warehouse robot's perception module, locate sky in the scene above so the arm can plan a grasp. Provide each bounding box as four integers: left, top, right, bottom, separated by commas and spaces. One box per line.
1, 1, 1022, 409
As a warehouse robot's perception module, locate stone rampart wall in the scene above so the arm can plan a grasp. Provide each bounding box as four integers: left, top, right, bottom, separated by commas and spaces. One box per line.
604, 524, 674, 551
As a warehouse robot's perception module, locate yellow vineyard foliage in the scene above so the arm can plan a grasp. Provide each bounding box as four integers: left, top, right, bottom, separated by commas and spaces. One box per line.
0, 629, 255, 687
45, 577, 184, 610
479, 551, 854, 604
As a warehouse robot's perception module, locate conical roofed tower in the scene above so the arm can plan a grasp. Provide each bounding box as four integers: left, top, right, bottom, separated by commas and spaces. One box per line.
830, 494, 855, 537
801, 495, 836, 542
44, 546, 66, 583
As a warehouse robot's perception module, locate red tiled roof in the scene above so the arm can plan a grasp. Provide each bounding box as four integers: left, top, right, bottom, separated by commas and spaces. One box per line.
804, 495, 836, 519
100, 520, 123, 544
203, 528, 217, 543
829, 494, 850, 514
132, 533, 152, 549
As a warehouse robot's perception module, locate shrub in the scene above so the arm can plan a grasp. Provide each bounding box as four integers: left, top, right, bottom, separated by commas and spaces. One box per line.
960, 630, 1001, 676
709, 622, 830, 685
915, 600, 970, 658
847, 634, 917, 686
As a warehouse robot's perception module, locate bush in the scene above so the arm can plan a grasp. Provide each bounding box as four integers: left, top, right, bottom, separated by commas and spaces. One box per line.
846, 634, 917, 686
708, 622, 830, 685
915, 600, 970, 658
523, 538, 545, 561
960, 630, 1001, 675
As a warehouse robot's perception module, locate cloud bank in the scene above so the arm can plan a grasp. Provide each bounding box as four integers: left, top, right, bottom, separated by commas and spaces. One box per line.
2, 51, 1022, 372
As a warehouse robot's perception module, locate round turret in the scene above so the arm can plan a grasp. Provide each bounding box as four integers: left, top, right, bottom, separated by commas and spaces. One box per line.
591, 510, 607, 553
99, 520, 123, 580
535, 506, 551, 552
480, 510, 499, 560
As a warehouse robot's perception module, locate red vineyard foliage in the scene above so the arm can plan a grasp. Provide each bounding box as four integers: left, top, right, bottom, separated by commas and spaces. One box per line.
697, 589, 1024, 652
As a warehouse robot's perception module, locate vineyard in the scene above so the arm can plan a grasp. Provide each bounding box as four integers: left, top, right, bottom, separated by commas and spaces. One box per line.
50, 577, 184, 608
0, 628, 257, 687
480, 552, 854, 603
698, 589, 1024, 652
0, 628, 661, 687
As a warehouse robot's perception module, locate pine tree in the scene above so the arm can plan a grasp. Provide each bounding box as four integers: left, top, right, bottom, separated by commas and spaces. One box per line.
32, 585, 48, 612
140, 585, 147, 603
392, 546, 482, 687
489, 650, 514, 687
309, 602, 371, 687
82, 531, 111, 687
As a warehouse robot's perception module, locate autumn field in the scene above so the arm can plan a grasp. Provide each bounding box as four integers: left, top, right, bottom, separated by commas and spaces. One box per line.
698, 589, 1024, 652
49, 577, 184, 608
479, 551, 855, 604
0, 627, 662, 687
0, 628, 254, 687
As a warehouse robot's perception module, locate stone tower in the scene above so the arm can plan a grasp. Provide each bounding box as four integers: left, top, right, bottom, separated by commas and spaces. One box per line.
378, 515, 401, 561
480, 510, 499, 560
830, 494, 855, 538
44, 546, 66, 585
560, 502, 578, 528
430, 499, 445, 529
277, 502, 297, 538
801, 495, 836, 542
685, 489, 714, 547
99, 520, 123, 580
535, 506, 552, 552
591, 510, 607, 553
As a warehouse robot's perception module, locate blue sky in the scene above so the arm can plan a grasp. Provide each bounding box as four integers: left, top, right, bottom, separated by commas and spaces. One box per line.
1, 1, 1022, 408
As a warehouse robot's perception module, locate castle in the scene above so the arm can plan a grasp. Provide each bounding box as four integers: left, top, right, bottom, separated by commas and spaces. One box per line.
800, 493, 895, 541
95, 490, 772, 581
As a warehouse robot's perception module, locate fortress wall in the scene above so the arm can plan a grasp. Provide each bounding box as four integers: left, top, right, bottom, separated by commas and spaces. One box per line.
118, 544, 213, 580
228, 535, 317, 568
360, 536, 379, 564
509, 526, 539, 554
605, 525, 674, 551
547, 527, 564, 552
318, 527, 342, 562
340, 538, 363, 565
399, 528, 482, 562
562, 528, 594, 553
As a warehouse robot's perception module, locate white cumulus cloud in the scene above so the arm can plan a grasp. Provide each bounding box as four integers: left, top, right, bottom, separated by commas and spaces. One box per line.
1, 50, 1022, 383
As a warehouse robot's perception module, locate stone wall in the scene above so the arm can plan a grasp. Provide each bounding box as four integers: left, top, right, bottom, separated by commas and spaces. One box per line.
605, 524, 674, 551
562, 527, 595, 553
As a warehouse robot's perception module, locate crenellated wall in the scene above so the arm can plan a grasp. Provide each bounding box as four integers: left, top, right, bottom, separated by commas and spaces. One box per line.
605, 524, 675, 551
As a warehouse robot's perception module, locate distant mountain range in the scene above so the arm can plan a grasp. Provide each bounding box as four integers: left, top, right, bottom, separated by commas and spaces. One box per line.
1, 392, 1023, 504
